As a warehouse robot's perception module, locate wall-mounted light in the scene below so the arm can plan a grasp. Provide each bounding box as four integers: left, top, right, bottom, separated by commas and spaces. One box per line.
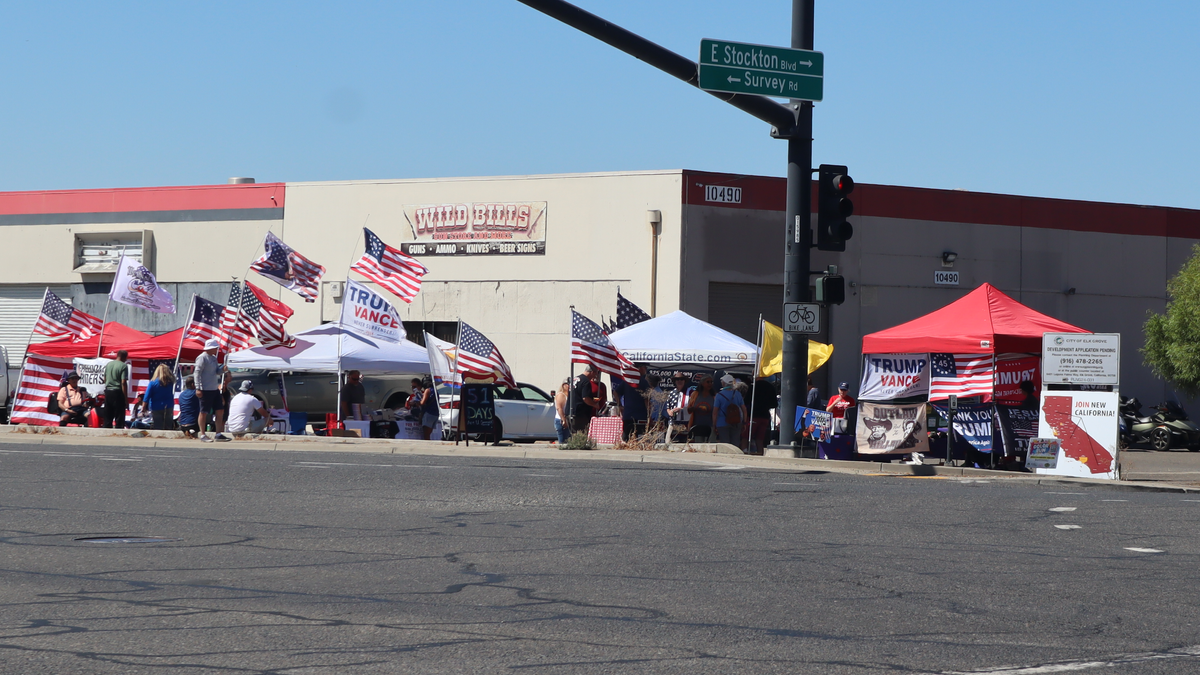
941, 251, 958, 267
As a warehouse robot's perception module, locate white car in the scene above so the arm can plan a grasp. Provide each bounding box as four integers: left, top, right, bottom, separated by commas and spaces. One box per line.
438, 382, 558, 442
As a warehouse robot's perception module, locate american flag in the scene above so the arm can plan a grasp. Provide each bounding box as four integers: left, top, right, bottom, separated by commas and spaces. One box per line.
351, 228, 428, 303
249, 231, 325, 302
570, 310, 640, 384
242, 281, 296, 348
929, 353, 995, 401
616, 292, 651, 330
33, 289, 103, 342
9, 355, 74, 426
454, 322, 516, 388
217, 283, 256, 353
184, 296, 227, 345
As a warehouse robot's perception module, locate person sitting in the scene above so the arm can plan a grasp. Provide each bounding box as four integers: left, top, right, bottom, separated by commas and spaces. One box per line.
56, 372, 90, 427
177, 376, 200, 439
226, 380, 267, 435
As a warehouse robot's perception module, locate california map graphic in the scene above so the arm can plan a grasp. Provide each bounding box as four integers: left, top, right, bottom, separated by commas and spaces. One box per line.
1041, 395, 1114, 474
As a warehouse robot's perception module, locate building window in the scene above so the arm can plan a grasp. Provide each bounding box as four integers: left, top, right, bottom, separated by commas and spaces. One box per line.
73, 231, 154, 273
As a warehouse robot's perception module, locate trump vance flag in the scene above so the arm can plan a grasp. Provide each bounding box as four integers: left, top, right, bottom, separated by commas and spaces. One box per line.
33, 289, 103, 342
249, 231, 326, 303
351, 228, 427, 303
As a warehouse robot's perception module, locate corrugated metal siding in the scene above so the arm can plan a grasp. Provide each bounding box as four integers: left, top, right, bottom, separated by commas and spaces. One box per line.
0, 285, 73, 364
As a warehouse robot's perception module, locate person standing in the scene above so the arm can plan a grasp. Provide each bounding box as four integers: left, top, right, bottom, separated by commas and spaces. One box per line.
750, 376, 778, 455
826, 381, 857, 434
806, 377, 821, 409
143, 364, 176, 430
611, 365, 649, 441
194, 338, 229, 442
341, 370, 366, 421
102, 350, 130, 428
572, 366, 599, 433
418, 376, 439, 440
826, 382, 856, 418
666, 372, 692, 443
712, 373, 747, 447
554, 379, 571, 444
687, 376, 716, 442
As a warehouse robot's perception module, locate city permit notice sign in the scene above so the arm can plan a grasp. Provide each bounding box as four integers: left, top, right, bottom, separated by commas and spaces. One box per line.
1042, 333, 1120, 385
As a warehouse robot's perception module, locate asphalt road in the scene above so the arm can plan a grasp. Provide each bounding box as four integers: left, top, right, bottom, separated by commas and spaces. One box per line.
1, 442, 1199, 674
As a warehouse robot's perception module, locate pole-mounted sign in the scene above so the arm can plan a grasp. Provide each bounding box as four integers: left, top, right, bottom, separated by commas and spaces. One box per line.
698, 39, 824, 101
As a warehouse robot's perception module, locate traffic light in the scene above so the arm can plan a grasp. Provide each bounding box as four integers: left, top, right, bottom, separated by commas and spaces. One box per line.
817, 164, 854, 251
815, 274, 845, 305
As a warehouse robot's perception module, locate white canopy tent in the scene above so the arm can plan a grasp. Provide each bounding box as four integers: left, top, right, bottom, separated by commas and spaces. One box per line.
227, 322, 430, 374
607, 310, 758, 370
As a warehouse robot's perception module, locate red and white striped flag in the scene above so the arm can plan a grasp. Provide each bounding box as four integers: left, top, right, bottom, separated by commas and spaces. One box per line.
249, 231, 326, 302
217, 283, 256, 353
351, 228, 427, 303
454, 322, 517, 388
242, 281, 296, 348
33, 289, 103, 342
9, 355, 74, 426
928, 353, 995, 401
570, 310, 640, 385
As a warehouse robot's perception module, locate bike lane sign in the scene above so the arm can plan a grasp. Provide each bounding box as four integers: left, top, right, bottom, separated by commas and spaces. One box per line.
784, 302, 821, 334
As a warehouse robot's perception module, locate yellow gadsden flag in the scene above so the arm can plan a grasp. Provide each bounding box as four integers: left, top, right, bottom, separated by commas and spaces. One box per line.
758, 321, 834, 378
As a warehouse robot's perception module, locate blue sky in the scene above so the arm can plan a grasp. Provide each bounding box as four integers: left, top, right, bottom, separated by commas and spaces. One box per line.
2, 1, 1198, 209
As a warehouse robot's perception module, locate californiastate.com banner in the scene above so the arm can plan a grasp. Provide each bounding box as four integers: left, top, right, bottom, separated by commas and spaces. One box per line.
859, 353, 930, 400
855, 401, 929, 455
340, 279, 403, 343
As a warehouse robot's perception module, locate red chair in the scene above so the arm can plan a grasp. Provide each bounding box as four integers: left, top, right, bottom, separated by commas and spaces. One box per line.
325, 414, 343, 432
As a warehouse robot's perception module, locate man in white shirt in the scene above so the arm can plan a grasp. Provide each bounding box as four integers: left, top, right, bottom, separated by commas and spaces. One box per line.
226, 380, 267, 435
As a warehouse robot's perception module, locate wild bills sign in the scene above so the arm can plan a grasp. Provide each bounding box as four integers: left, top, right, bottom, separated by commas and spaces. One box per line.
859, 353, 929, 400
401, 201, 547, 256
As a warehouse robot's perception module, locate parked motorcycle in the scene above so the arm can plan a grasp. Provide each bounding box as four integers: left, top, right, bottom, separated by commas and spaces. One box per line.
1119, 397, 1200, 451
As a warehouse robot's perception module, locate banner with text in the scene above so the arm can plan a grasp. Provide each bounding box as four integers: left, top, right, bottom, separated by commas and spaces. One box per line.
859, 353, 930, 400
1036, 391, 1119, 480
339, 279, 404, 343
401, 201, 547, 256
72, 357, 113, 399
855, 401, 929, 455
994, 354, 1040, 404
932, 402, 994, 452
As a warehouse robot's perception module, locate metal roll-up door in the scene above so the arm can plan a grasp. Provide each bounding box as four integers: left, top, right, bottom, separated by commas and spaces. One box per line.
0, 285, 73, 364
707, 282, 787, 344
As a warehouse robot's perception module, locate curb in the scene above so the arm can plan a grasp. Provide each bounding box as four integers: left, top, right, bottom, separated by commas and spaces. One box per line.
0, 425, 1194, 492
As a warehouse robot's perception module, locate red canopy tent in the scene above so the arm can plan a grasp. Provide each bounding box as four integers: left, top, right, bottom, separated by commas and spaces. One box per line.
861, 283, 1088, 355
103, 327, 205, 362
26, 322, 150, 359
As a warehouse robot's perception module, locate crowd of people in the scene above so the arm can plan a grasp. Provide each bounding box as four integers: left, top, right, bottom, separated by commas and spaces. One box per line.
557, 366, 781, 454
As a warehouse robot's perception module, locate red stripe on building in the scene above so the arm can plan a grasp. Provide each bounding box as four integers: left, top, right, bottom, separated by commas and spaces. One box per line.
682, 170, 1200, 239
0, 183, 285, 216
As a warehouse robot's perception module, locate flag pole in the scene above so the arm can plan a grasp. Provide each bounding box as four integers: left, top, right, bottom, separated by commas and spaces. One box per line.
173, 294, 195, 376
452, 317, 464, 440
748, 313, 763, 454
95, 255, 120, 358
567, 306, 576, 431
334, 218, 368, 428
14, 288, 51, 417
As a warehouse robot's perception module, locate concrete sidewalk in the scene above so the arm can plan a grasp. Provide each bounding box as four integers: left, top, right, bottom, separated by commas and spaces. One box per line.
2, 424, 1196, 492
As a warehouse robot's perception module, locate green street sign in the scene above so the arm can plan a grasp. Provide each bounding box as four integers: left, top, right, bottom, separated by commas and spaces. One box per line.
698, 39, 823, 101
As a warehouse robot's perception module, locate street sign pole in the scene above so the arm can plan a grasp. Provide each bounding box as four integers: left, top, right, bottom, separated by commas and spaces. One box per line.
777, 0, 814, 449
